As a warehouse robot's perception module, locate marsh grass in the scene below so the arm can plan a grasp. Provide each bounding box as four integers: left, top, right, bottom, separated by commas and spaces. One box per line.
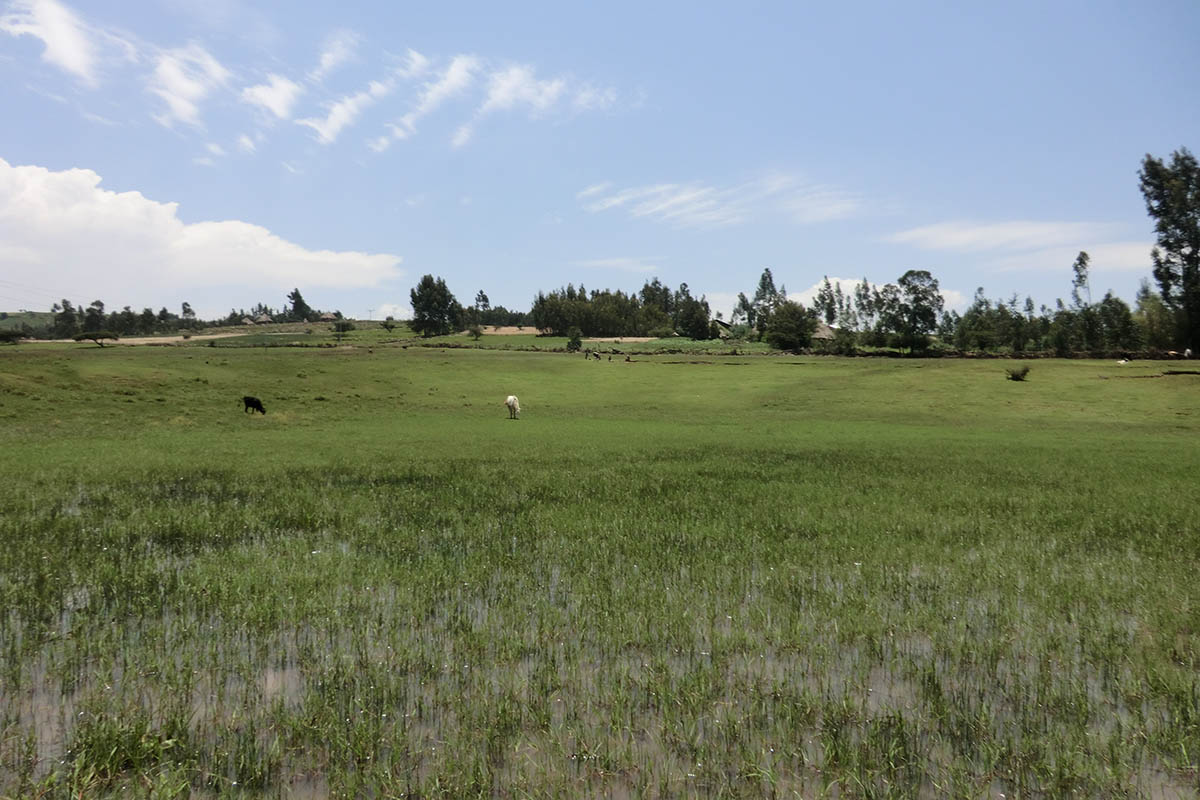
0, 345, 1197, 797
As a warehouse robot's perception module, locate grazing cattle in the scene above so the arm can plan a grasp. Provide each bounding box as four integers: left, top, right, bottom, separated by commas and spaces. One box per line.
505, 395, 520, 419
242, 395, 266, 414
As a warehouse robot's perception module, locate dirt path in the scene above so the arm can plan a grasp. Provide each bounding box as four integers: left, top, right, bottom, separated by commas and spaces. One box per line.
41, 332, 245, 345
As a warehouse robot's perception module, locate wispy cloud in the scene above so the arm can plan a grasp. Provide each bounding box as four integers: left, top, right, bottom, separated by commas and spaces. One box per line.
988, 242, 1152, 274
373, 53, 475, 151
888, 220, 1152, 276
309, 29, 358, 82
241, 73, 303, 119
573, 84, 617, 112
147, 42, 231, 127
454, 64, 566, 147
580, 174, 859, 229
236, 133, 255, 152
296, 78, 391, 144
300, 52, 430, 146
886, 220, 1117, 252
0, 0, 102, 85
574, 256, 661, 274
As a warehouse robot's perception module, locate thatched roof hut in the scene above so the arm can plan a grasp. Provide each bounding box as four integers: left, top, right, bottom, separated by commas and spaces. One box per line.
813, 322, 837, 341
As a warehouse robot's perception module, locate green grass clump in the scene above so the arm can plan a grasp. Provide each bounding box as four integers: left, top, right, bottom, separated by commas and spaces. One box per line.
0, 344, 1197, 797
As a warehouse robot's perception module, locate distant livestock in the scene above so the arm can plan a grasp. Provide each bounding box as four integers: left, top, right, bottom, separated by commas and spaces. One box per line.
242, 396, 266, 414
505, 395, 520, 420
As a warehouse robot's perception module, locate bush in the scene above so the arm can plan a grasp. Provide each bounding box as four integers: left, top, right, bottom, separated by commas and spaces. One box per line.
566, 327, 583, 352
1006, 365, 1030, 381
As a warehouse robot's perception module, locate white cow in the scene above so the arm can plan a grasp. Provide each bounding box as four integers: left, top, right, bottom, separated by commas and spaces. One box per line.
505, 395, 520, 419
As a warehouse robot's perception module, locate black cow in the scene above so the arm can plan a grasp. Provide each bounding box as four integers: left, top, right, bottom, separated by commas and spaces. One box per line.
242, 395, 266, 414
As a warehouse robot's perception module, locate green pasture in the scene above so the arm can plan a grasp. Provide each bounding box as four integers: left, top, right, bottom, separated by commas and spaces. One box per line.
0, 343, 1197, 798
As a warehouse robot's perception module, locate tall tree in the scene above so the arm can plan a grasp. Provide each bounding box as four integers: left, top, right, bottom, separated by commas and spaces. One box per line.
474, 290, 490, 313
53, 300, 79, 338
286, 289, 313, 323
409, 275, 462, 337
83, 300, 105, 332
1139, 147, 1200, 349
1070, 251, 1091, 310
815, 277, 837, 325
181, 301, 197, 328
894, 269, 944, 350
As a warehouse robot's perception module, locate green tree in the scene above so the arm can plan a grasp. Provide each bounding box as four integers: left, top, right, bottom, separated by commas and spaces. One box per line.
82, 300, 105, 332
379, 316, 397, 333
139, 307, 158, 334
331, 319, 355, 342
894, 269, 944, 351
1139, 147, 1200, 350
566, 326, 583, 352
74, 331, 118, 347
1134, 279, 1175, 350
409, 275, 463, 337
764, 300, 816, 352
474, 290, 490, 313
1070, 251, 1091, 309
286, 289, 313, 323
815, 277, 837, 325
53, 300, 80, 338
181, 301, 198, 328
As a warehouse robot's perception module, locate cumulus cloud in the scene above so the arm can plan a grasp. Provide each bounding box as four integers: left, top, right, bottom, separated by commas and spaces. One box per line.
0, 0, 98, 85
240, 73, 303, 119
0, 158, 402, 313
580, 174, 859, 229
148, 42, 231, 127
309, 29, 358, 82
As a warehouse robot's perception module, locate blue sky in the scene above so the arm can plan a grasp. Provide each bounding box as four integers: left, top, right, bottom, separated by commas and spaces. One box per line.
1, 0, 1196, 321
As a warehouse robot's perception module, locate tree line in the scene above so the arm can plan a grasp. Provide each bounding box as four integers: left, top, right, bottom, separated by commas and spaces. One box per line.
6, 147, 1196, 354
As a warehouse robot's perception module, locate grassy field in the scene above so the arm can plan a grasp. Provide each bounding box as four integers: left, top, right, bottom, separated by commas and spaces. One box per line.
0, 342, 1197, 798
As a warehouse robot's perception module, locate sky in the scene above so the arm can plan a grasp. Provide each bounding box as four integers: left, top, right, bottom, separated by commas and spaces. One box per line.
0, 0, 1197, 321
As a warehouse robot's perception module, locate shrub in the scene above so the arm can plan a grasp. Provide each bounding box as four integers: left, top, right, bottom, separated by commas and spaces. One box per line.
1006, 365, 1030, 381
566, 327, 583, 352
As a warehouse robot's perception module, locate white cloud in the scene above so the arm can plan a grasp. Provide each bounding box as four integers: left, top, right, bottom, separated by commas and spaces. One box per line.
454, 63, 567, 148
573, 85, 616, 112
888, 219, 1152, 282
309, 29, 359, 82
576, 182, 611, 199
236, 133, 255, 152
240, 73, 303, 119
0, 0, 98, 85
886, 220, 1116, 253
205, 142, 225, 156
481, 65, 564, 115
148, 43, 231, 127
0, 158, 402, 313
375, 302, 409, 320
988, 241, 1152, 274
580, 174, 859, 229
375, 53, 477, 150
296, 78, 391, 144
192, 156, 215, 167
574, 257, 661, 274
